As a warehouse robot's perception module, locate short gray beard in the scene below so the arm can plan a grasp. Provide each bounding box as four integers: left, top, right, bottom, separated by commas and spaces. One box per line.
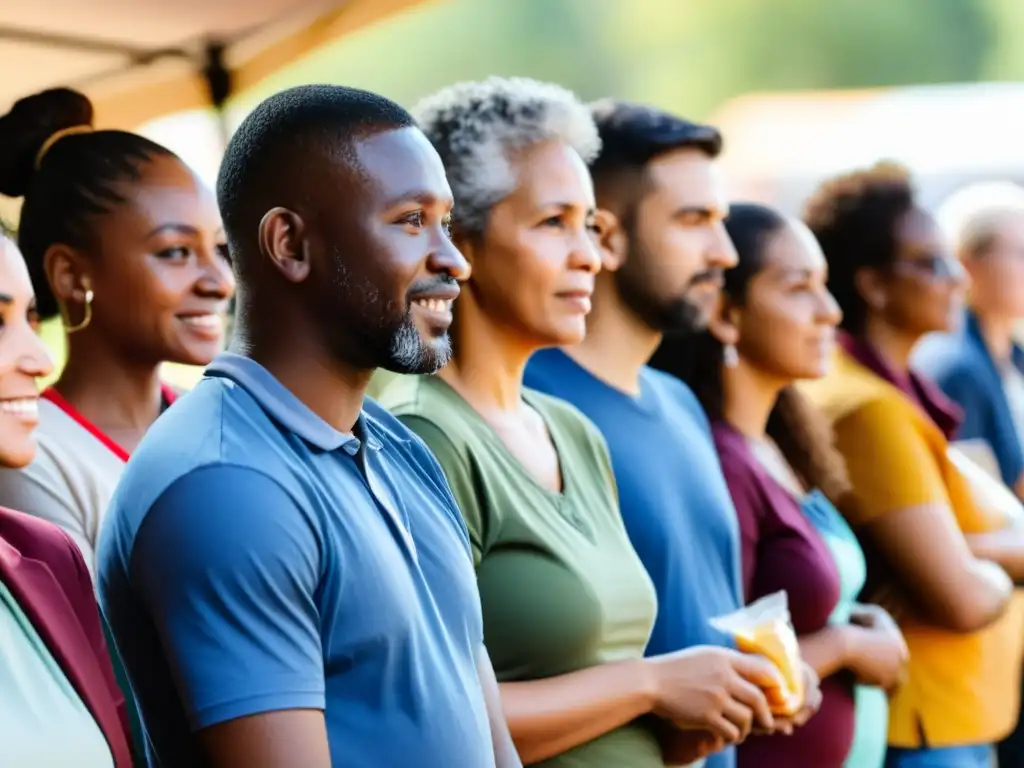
387, 317, 452, 374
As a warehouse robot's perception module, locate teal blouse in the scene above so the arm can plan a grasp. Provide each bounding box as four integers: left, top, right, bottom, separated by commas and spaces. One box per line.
802, 490, 889, 768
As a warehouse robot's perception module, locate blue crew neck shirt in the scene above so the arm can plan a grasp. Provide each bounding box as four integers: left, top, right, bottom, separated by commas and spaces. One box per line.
525, 348, 743, 768
96, 353, 493, 768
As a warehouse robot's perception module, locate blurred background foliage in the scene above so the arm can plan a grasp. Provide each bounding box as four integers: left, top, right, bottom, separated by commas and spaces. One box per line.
243, 0, 1020, 120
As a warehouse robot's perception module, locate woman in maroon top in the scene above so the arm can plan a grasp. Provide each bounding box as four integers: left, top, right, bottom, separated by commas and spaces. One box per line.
651, 203, 907, 767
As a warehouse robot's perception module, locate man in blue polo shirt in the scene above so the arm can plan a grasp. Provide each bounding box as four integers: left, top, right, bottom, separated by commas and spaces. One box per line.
97, 85, 519, 768
525, 101, 818, 767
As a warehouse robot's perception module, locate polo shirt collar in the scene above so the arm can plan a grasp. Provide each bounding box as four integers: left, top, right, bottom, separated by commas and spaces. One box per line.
205, 353, 384, 454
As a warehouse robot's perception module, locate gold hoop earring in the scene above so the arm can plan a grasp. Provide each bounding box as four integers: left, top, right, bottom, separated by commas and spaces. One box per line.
62, 289, 94, 334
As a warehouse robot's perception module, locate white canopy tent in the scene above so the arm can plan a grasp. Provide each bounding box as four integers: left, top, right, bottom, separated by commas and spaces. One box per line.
2, 0, 438, 388
0, 0, 436, 129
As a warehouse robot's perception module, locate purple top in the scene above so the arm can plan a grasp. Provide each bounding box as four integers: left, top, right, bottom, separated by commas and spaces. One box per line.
838, 331, 962, 439
712, 421, 854, 768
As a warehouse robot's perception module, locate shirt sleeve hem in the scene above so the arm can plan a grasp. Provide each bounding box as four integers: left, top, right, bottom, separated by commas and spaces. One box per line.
191, 690, 326, 730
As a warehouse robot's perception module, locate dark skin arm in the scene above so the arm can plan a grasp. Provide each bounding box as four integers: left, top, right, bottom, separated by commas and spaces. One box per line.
966, 518, 1024, 582
498, 647, 782, 765
199, 652, 523, 768
498, 660, 657, 764
199, 710, 331, 768
863, 502, 1012, 632
657, 662, 822, 765
798, 613, 908, 694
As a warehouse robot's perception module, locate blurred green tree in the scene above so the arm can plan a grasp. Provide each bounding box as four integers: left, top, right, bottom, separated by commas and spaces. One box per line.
244, 0, 1005, 122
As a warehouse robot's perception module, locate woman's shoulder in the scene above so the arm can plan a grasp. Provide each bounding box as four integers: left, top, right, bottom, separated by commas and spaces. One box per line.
0, 506, 78, 575
377, 376, 486, 465
709, 422, 772, 496
378, 374, 460, 421
801, 357, 918, 428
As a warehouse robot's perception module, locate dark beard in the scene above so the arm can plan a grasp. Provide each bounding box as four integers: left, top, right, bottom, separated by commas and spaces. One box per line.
614, 239, 709, 334
330, 251, 453, 375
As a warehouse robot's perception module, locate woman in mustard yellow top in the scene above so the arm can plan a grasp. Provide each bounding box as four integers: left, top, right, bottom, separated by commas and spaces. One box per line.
800, 162, 1024, 768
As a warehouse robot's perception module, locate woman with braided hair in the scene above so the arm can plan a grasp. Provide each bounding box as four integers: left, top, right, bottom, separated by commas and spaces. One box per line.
0, 87, 234, 574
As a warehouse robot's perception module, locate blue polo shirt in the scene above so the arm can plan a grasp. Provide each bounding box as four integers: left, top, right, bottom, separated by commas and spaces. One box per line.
525, 349, 743, 768
96, 353, 493, 768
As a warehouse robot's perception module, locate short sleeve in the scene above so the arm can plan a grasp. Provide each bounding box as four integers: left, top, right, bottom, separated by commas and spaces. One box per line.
832, 398, 950, 525
397, 415, 487, 567
131, 465, 324, 730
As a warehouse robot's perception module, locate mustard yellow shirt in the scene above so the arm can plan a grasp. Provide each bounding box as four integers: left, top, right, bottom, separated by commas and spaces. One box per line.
801, 349, 1024, 748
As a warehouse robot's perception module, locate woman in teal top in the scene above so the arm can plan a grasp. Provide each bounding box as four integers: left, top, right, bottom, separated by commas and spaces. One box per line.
381, 76, 784, 768
803, 491, 891, 767
651, 202, 905, 768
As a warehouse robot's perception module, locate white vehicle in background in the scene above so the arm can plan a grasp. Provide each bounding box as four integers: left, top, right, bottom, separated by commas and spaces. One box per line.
713, 81, 1024, 215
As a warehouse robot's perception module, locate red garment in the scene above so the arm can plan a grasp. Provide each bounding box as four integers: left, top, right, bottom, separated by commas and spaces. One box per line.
41, 383, 179, 461
0, 506, 134, 767
713, 421, 854, 768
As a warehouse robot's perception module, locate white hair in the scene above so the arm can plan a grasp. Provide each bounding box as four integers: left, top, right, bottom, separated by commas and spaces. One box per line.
413, 76, 601, 234
937, 181, 1024, 256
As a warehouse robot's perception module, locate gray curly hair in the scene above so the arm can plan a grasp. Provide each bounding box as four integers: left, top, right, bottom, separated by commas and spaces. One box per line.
413, 76, 601, 235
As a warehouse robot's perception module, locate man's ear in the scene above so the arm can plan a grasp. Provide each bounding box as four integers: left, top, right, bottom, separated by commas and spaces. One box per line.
593, 208, 628, 273
260, 207, 308, 283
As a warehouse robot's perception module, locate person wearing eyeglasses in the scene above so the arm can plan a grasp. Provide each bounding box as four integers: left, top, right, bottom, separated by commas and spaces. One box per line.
800, 162, 1024, 768
914, 181, 1024, 768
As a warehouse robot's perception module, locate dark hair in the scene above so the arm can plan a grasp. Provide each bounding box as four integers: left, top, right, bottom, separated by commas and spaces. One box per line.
587, 100, 722, 225
803, 161, 915, 335
217, 84, 416, 277
589, 99, 721, 172
649, 202, 851, 503
0, 88, 177, 320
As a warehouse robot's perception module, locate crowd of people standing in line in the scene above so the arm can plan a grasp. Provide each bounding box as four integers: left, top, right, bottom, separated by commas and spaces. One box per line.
0, 73, 1022, 768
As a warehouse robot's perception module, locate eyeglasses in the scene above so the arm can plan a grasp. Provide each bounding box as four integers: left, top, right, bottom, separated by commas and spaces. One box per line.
890, 254, 965, 282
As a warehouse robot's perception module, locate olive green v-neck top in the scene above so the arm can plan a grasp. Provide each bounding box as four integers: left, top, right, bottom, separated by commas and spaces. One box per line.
380, 375, 662, 768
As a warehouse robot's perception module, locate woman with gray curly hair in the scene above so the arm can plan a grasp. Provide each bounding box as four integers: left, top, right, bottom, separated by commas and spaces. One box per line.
379, 77, 781, 768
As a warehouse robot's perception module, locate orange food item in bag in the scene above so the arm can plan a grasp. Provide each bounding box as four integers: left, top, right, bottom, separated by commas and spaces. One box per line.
710, 591, 804, 716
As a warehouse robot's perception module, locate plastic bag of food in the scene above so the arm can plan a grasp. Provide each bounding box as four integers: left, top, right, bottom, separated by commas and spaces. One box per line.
710, 591, 804, 716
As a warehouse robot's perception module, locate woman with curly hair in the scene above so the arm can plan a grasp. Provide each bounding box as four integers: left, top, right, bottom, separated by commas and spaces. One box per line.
650, 203, 907, 768
378, 77, 787, 768
800, 162, 1024, 768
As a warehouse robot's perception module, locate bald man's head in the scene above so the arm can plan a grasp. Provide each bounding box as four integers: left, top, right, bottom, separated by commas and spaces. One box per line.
218, 85, 468, 374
